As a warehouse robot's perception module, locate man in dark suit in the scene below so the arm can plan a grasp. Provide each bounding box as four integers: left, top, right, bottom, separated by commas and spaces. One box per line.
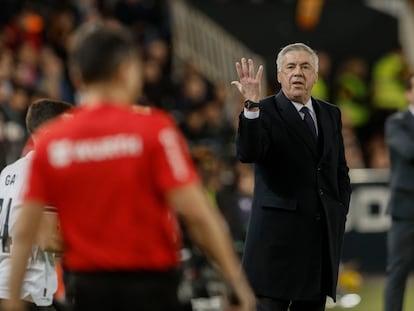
231, 43, 352, 311
384, 73, 414, 311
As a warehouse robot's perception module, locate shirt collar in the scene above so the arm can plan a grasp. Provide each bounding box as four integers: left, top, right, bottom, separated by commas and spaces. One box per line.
409, 104, 414, 116
291, 98, 314, 114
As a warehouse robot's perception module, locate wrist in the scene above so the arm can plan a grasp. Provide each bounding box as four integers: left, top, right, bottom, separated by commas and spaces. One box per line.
244, 100, 260, 110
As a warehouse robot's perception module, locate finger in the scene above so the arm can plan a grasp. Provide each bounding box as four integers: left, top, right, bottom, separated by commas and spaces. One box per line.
235, 62, 243, 79
248, 59, 255, 79
241, 58, 248, 78
255, 65, 264, 82
231, 81, 243, 93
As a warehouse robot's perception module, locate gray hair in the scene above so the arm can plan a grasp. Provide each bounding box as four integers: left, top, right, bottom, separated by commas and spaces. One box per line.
276, 43, 319, 73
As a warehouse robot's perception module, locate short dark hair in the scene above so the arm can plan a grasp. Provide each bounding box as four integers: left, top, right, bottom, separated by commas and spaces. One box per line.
405, 73, 414, 91
26, 98, 72, 134
69, 23, 139, 84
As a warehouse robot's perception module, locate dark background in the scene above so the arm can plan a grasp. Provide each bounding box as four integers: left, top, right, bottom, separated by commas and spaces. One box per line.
190, 0, 399, 92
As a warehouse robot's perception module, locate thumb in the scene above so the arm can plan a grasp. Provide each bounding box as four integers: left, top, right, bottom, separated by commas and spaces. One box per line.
231, 81, 243, 93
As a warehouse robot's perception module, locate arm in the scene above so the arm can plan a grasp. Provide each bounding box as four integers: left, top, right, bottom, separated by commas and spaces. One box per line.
2, 200, 44, 311
236, 112, 271, 162
168, 183, 256, 311
37, 211, 63, 254
385, 115, 414, 162
232, 58, 269, 162
336, 109, 351, 211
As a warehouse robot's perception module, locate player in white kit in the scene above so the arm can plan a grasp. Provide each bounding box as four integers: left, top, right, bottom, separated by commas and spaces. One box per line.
0, 99, 72, 310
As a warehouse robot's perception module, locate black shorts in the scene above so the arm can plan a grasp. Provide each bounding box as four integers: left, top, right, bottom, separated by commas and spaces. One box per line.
27, 303, 56, 311
68, 269, 187, 311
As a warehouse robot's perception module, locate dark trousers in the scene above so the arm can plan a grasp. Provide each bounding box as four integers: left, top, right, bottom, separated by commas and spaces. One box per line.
384, 220, 414, 311
26, 304, 56, 311
70, 269, 185, 311
257, 297, 326, 311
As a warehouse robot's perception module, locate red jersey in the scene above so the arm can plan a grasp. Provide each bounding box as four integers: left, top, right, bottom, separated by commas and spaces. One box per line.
24, 103, 199, 271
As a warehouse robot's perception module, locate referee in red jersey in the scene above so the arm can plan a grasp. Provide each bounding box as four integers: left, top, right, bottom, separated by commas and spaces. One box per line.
2, 23, 255, 311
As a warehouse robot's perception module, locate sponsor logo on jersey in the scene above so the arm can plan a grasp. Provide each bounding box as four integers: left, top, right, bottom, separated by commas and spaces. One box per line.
159, 128, 189, 181
47, 134, 143, 168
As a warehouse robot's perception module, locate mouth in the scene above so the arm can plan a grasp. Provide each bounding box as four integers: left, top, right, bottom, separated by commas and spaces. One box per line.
292, 81, 304, 88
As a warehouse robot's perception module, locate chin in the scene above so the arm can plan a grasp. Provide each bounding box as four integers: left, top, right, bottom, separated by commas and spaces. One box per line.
292, 95, 307, 104
291, 91, 305, 98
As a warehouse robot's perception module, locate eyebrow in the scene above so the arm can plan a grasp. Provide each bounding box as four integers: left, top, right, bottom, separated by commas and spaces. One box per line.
285, 61, 312, 67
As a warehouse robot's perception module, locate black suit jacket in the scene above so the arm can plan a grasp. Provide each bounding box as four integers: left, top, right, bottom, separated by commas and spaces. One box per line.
385, 109, 414, 219
237, 91, 351, 300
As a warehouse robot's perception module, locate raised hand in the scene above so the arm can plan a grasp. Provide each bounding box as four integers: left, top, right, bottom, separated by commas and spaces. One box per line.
231, 58, 263, 103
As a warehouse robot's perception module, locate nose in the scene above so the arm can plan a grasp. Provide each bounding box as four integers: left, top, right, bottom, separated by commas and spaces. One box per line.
293, 65, 303, 76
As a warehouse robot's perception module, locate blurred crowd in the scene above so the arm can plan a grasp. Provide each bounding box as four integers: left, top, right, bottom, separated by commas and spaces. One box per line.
0, 0, 411, 258
312, 48, 410, 171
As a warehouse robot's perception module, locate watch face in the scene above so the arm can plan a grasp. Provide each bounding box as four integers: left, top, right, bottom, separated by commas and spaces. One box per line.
245, 100, 259, 109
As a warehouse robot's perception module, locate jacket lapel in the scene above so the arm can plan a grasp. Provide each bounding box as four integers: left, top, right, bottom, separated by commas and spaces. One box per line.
313, 99, 333, 161
403, 109, 414, 132
275, 92, 318, 157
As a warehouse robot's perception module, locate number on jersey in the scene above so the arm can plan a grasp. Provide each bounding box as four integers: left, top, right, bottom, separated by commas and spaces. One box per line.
0, 198, 12, 253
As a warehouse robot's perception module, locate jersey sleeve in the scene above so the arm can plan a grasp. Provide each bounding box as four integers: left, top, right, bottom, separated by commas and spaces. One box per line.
151, 114, 199, 192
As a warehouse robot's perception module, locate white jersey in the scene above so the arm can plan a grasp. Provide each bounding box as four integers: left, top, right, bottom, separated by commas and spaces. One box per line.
0, 151, 57, 306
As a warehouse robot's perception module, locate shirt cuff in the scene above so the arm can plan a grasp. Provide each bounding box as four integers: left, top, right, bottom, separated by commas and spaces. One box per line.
244, 108, 260, 119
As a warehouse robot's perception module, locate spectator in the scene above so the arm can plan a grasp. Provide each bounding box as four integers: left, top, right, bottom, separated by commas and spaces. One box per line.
371, 48, 409, 121
36, 45, 74, 103
0, 83, 31, 165
311, 50, 332, 101
216, 162, 254, 257
334, 57, 370, 142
